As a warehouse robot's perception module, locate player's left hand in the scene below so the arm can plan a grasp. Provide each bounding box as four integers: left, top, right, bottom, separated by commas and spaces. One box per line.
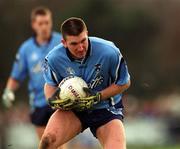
74, 87, 101, 111
48, 88, 75, 110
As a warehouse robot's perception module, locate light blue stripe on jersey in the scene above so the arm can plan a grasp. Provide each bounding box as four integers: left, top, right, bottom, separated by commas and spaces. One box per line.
43, 37, 130, 109
11, 32, 62, 108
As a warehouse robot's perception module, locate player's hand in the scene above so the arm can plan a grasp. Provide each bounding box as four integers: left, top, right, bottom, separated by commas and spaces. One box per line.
2, 88, 15, 108
74, 87, 101, 111
48, 88, 75, 110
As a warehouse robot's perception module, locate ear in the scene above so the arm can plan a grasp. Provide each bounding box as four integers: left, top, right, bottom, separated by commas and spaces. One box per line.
61, 39, 67, 48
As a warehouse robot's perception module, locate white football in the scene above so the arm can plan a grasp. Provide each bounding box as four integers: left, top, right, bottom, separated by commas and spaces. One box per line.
58, 76, 88, 101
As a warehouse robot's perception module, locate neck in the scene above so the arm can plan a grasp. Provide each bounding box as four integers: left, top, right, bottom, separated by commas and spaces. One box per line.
36, 35, 50, 45
73, 55, 85, 61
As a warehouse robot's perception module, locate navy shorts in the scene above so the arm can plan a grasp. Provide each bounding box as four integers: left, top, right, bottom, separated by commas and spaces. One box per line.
73, 100, 124, 137
30, 105, 55, 126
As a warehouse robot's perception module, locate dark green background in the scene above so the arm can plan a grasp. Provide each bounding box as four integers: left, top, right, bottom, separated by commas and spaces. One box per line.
1, 0, 180, 100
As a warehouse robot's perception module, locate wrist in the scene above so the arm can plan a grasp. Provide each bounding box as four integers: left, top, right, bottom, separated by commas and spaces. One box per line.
99, 91, 104, 100
96, 92, 101, 102
4, 88, 15, 96
5, 88, 14, 93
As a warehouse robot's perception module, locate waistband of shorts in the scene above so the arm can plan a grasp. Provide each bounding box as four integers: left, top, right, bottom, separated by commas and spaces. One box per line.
91, 97, 121, 110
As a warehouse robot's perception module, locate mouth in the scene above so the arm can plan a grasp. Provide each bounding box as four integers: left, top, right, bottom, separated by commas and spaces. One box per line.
78, 51, 86, 56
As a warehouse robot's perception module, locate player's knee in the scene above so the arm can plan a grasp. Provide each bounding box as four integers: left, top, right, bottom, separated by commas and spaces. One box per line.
39, 136, 50, 149
39, 133, 56, 149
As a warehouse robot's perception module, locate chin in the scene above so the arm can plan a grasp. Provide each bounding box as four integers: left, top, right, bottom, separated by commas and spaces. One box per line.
78, 54, 86, 59
45, 34, 51, 39
42, 32, 51, 39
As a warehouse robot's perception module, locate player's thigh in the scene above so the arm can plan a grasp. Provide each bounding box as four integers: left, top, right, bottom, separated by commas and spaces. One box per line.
96, 119, 126, 149
41, 109, 82, 146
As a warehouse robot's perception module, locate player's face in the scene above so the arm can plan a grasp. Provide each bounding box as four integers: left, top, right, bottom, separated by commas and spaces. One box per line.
62, 31, 89, 59
32, 14, 52, 40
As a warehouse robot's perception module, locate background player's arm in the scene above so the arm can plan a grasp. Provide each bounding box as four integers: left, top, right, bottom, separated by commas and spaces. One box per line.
100, 81, 130, 100
2, 44, 28, 108
6, 77, 20, 91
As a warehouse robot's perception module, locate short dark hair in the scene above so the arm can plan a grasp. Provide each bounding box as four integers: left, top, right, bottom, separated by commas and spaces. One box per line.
61, 17, 87, 39
31, 6, 52, 21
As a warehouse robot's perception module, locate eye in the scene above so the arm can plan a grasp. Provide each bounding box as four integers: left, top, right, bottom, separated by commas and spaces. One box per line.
81, 38, 86, 43
70, 42, 78, 46
45, 21, 49, 25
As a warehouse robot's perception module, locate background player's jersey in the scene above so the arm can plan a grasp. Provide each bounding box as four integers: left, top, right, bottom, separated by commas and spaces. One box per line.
11, 32, 62, 108
43, 37, 130, 109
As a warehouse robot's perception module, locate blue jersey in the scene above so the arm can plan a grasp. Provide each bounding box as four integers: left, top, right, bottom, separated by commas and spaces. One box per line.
43, 37, 130, 109
11, 32, 62, 108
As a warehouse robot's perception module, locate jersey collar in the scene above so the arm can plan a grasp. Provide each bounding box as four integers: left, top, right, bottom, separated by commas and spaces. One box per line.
33, 33, 53, 47
66, 38, 92, 64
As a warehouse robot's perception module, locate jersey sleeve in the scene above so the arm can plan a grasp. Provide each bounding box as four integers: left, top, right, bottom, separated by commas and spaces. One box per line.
10, 45, 28, 82
43, 57, 59, 86
110, 48, 130, 85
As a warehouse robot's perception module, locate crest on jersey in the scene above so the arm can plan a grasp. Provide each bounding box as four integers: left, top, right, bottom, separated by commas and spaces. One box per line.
32, 61, 42, 73
66, 67, 75, 75
88, 64, 104, 89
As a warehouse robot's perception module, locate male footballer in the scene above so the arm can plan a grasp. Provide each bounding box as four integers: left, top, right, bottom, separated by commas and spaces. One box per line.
39, 17, 130, 149
2, 7, 62, 139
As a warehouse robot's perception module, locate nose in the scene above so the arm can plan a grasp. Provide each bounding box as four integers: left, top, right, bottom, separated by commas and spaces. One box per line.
78, 43, 84, 51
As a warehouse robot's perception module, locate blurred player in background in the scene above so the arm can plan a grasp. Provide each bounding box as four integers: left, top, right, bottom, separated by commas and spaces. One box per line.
39, 17, 130, 149
2, 6, 62, 139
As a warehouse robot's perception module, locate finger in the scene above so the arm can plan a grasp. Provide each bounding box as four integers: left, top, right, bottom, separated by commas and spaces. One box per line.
79, 96, 96, 101
49, 98, 71, 105
51, 103, 61, 110
63, 101, 74, 108
73, 103, 86, 111
82, 87, 93, 95
52, 88, 61, 97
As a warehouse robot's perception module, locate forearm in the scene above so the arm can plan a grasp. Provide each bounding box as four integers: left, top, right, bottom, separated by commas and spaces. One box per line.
6, 77, 20, 91
100, 80, 131, 100
44, 83, 58, 100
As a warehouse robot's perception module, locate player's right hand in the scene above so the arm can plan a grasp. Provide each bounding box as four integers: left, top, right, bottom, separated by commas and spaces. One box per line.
48, 88, 75, 110
73, 87, 101, 111
2, 88, 15, 108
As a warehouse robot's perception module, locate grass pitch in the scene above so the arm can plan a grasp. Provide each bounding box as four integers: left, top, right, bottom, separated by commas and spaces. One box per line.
127, 145, 180, 149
